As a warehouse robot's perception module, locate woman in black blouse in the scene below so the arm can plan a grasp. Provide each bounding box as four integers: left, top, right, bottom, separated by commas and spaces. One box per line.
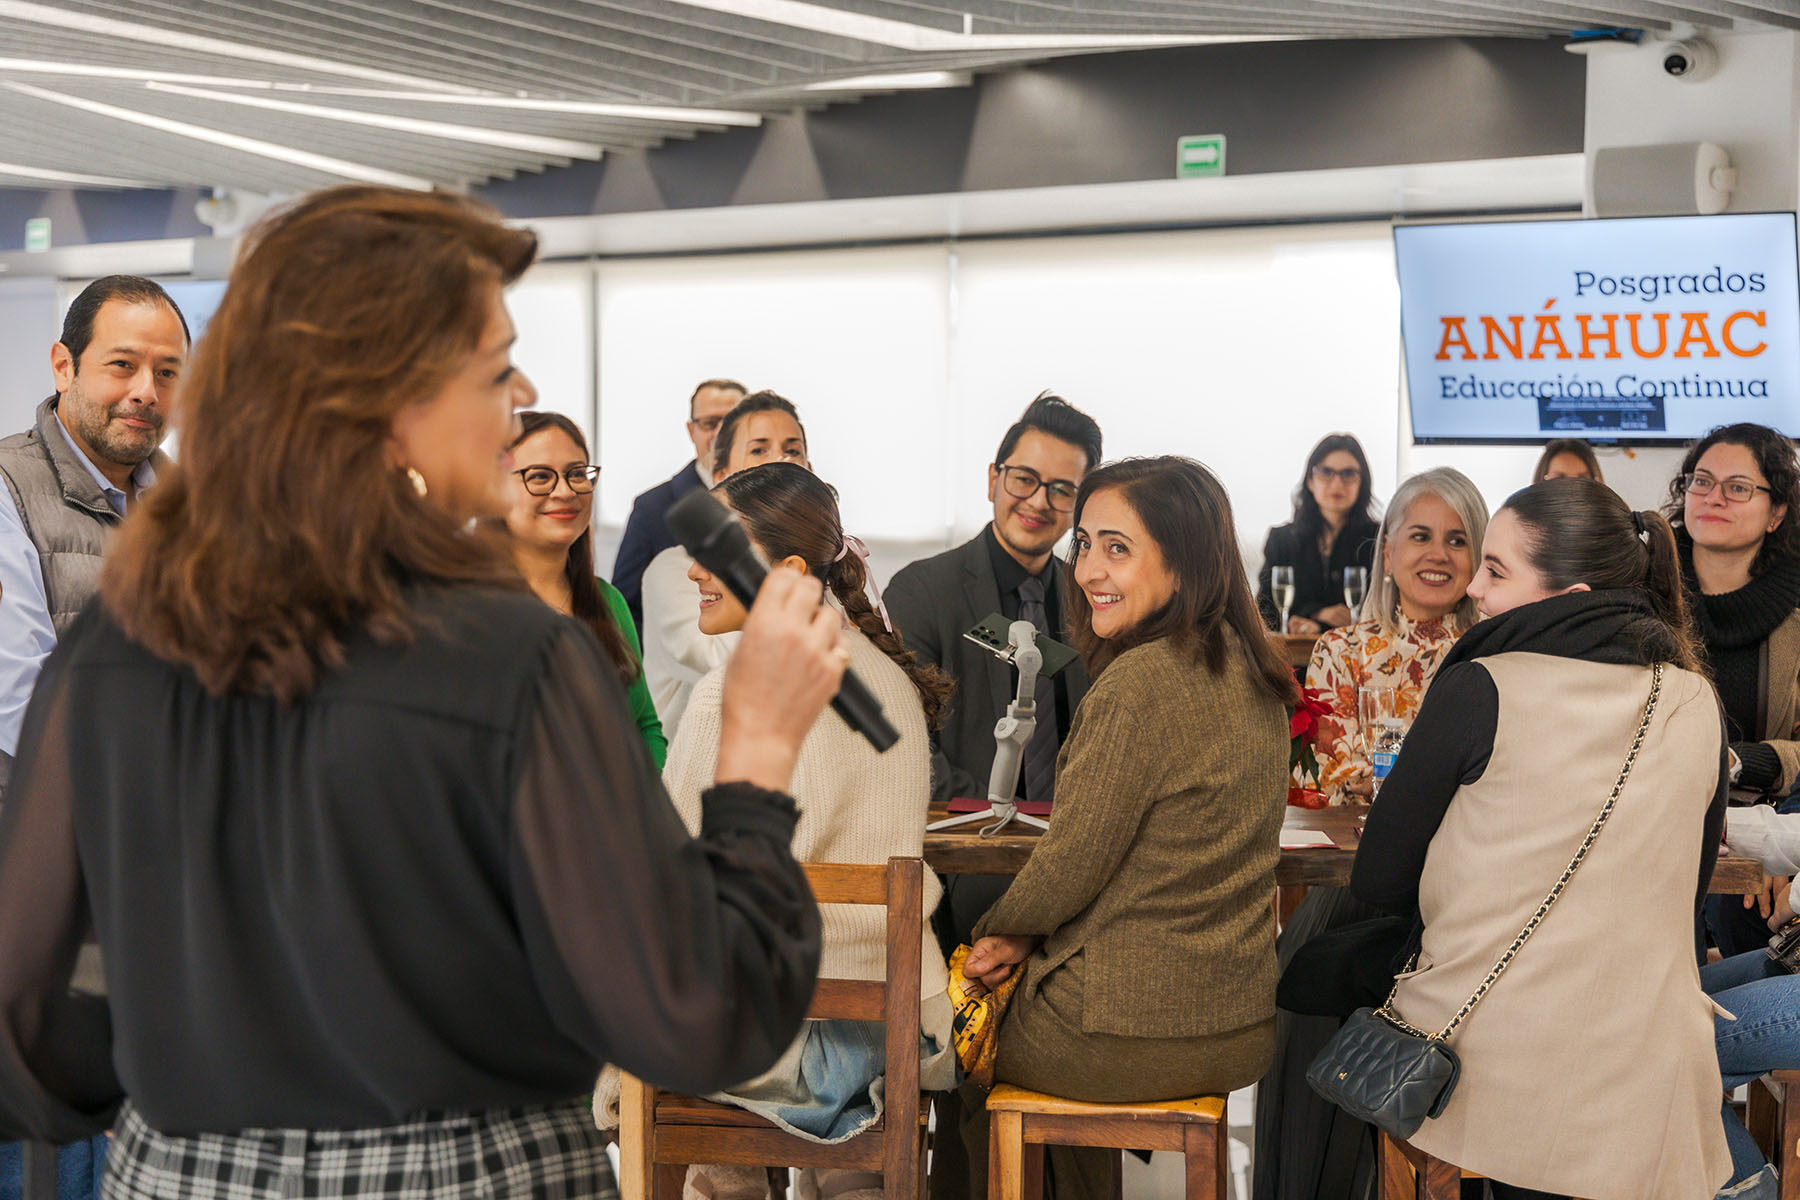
1256, 434, 1381, 634
0, 188, 848, 1198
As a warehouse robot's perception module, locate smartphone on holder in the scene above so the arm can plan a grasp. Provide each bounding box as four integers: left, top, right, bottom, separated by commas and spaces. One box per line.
962, 612, 1081, 679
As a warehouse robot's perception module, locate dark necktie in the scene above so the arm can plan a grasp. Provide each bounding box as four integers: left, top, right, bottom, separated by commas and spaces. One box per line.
1016, 576, 1059, 805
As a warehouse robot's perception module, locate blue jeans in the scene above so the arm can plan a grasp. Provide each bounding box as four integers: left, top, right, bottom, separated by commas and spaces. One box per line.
0, 1136, 107, 1200
1701, 951, 1800, 1185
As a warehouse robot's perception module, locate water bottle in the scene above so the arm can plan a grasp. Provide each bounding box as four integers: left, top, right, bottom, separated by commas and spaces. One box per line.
1371, 717, 1405, 797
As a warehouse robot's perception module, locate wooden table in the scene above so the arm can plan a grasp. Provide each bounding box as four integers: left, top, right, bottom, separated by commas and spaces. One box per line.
1275, 632, 1318, 670
924, 800, 1765, 894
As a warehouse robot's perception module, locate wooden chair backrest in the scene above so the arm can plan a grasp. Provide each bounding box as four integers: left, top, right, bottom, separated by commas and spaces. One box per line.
799, 857, 925, 1185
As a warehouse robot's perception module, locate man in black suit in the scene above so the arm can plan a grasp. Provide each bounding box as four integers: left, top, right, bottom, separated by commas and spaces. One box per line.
886, 392, 1102, 917
610, 377, 746, 632
888, 393, 1102, 1200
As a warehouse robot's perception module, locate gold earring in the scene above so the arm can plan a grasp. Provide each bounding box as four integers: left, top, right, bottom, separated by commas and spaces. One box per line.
405, 467, 428, 497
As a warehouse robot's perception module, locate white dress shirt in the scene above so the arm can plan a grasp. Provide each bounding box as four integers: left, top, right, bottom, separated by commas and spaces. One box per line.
0, 417, 157, 755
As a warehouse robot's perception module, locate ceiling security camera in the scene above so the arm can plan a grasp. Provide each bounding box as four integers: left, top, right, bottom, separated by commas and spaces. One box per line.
1660, 38, 1718, 81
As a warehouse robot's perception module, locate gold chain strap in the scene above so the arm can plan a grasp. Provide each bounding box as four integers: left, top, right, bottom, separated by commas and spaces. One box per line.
1377, 662, 1664, 1043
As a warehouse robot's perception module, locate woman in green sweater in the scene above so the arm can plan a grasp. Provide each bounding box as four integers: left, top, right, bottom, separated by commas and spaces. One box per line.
504, 412, 666, 766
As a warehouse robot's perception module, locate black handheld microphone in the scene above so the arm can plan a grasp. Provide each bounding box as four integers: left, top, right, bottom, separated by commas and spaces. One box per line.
666, 487, 900, 753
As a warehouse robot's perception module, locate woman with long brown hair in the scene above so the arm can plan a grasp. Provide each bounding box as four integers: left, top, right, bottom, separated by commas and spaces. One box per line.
0, 187, 848, 1199
1351, 478, 1728, 1199
601, 461, 951, 1200
958, 455, 1297, 1200
503, 410, 665, 765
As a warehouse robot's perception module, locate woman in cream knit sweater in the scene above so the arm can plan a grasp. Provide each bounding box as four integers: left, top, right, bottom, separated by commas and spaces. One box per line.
660, 463, 955, 1200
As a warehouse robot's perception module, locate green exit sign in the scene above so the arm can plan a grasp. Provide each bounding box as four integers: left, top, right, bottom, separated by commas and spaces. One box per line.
23, 217, 49, 252
1177, 134, 1226, 179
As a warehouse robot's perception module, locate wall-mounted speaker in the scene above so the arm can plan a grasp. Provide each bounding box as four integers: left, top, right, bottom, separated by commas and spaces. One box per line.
1591, 141, 1737, 217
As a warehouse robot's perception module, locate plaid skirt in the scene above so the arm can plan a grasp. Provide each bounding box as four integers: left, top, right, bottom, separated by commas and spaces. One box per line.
103, 1099, 618, 1200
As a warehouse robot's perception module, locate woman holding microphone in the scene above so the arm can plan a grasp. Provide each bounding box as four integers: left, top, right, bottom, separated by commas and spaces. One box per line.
0, 187, 846, 1198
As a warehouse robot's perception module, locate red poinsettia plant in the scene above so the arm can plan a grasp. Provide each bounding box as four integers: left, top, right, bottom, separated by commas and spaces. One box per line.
1287, 684, 1333, 809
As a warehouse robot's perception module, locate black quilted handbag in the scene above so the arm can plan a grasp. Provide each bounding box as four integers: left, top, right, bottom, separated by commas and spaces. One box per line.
1304, 1001, 1460, 1138
1307, 663, 1663, 1141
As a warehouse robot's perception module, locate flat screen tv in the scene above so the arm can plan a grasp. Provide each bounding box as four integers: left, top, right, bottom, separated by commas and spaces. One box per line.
1396, 212, 1800, 445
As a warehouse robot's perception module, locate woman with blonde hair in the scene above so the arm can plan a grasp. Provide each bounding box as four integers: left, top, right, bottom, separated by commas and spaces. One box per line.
1255, 467, 1486, 1200
1302, 467, 1487, 803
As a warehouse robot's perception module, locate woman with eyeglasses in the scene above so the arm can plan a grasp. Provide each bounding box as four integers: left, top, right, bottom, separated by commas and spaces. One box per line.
1256, 434, 1381, 636
504, 411, 665, 766
1666, 423, 1800, 959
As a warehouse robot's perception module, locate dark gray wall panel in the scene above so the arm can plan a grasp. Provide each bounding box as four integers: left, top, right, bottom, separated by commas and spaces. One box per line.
807, 88, 980, 200
1, 38, 1583, 246
732, 114, 830, 206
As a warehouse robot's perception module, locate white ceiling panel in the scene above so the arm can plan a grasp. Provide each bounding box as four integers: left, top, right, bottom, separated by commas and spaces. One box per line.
0, 0, 1791, 194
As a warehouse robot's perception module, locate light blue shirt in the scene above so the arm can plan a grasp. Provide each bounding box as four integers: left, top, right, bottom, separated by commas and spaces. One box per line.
0, 413, 157, 756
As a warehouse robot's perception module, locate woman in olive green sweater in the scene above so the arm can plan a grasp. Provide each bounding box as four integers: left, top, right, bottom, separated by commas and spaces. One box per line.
504, 412, 666, 765
958, 456, 1296, 1200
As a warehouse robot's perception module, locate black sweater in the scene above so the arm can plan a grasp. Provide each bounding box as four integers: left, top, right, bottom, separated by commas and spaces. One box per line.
1679, 536, 1800, 793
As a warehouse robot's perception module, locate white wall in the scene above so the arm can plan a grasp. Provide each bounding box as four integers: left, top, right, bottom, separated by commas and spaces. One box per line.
582, 221, 1701, 588
0, 277, 58, 432
1583, 30, 1800, 217
0, 217, 1724, 587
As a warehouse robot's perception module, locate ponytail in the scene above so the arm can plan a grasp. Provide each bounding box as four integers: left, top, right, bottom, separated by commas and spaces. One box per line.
718, 462, 955, 730
826, 547, 954, 730
1503, 478, 1704, 674
1637, 508, 1703, 674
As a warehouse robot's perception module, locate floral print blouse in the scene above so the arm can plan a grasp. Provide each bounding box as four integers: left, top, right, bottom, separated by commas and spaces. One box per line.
1297, 611, 1463, 804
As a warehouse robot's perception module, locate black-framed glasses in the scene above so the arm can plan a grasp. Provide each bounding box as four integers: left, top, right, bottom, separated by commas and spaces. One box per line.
514, 464, 599, 495
1682, 472, 1772, 503
996, 464, 1079, 512
1311, 464, 1362, 484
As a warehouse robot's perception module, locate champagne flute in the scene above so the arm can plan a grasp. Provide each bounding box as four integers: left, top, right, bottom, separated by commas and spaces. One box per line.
1343, 566, 1368, 617
1357, 686, 1396, 756
1271, 565, 1296, 633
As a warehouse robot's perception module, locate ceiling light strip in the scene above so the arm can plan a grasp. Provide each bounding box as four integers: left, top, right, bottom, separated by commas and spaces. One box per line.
143, 82, 605, 158
664, 0, 1280, 50
3, 82, 435, 189
287, 87, 766, 126
0, 160, 152, 186
0, 0, 483, 94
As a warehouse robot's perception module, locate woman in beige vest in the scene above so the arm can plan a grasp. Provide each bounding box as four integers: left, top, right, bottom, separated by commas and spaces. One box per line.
1352, 477, 1731, 1200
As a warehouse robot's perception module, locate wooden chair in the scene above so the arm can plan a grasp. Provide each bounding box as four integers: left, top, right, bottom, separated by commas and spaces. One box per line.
1747, 1070, 1800, 1200
1377, 1133, 1600, 1200
985, 1085, 1229, 1200
619, 858, 928, 1200
1377, 1133, 1472, 1200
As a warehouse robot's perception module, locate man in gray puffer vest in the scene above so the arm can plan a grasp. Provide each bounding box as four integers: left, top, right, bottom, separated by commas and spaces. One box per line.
0, 275, 188, 797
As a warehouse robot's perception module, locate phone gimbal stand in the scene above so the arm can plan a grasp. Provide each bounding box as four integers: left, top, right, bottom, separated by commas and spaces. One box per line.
926, 620, 1049, 837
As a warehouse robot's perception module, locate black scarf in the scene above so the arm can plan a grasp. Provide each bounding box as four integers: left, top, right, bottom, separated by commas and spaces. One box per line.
1677, 532, 1800, 653
1440, 588, 1675, 672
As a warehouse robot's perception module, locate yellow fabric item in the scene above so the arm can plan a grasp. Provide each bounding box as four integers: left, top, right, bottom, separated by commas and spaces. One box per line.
947, 943, 1022, 1089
